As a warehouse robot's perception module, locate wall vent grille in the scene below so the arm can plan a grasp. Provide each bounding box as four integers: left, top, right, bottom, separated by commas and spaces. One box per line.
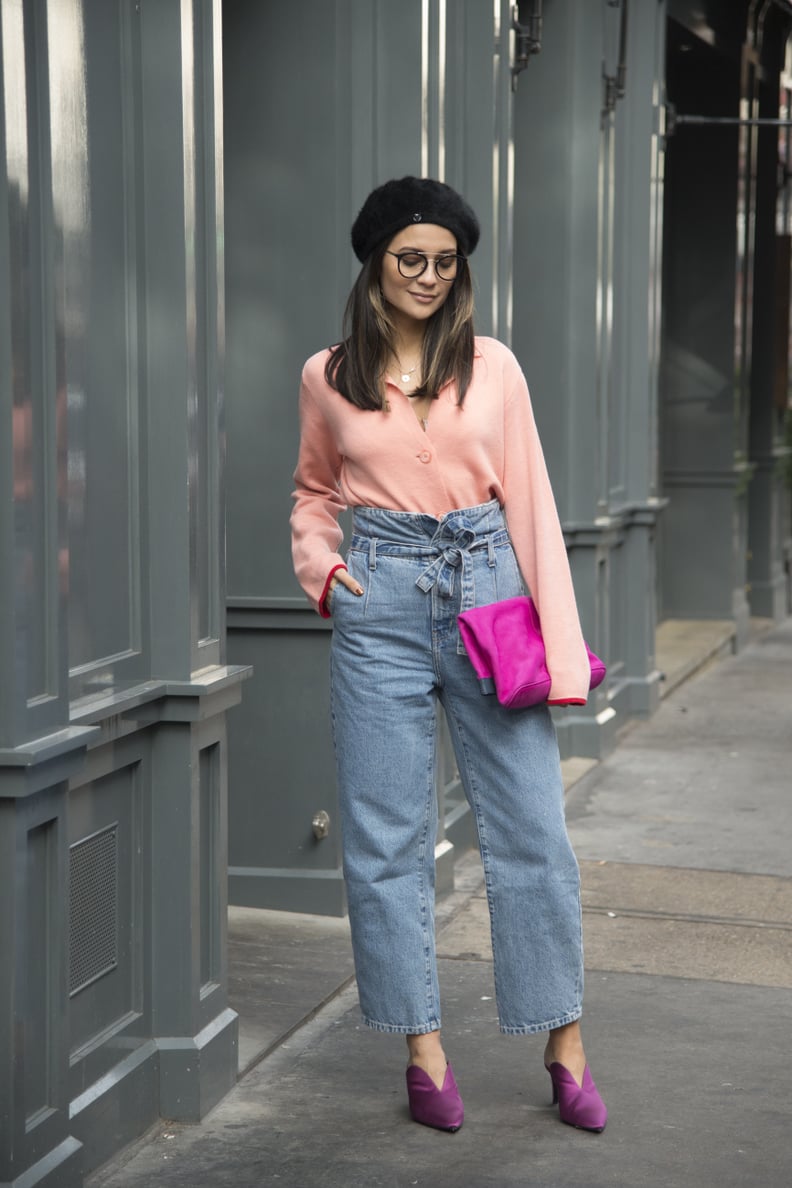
69, 825, 119, 996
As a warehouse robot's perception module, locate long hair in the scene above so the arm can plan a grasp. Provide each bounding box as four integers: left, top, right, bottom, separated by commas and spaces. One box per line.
325, 240, 476, 411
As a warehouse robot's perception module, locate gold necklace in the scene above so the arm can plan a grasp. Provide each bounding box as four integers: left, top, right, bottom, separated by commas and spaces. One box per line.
396, 357, 420, 385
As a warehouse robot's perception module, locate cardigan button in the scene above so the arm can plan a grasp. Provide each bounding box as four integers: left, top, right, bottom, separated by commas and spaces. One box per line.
418, 450, 431, 463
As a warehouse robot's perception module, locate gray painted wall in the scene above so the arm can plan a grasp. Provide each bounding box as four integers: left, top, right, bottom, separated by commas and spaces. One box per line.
0, 2, 245, 1184
223, 0, 514, 915
512, 0, 667, 750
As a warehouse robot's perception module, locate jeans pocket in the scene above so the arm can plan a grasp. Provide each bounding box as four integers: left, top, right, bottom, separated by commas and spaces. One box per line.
332, 551, 365, 621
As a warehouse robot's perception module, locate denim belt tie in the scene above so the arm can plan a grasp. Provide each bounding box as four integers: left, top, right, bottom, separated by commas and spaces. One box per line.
414, 520, 495, 635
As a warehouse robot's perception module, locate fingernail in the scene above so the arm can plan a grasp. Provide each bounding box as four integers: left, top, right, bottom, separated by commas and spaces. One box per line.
355, 587, 363, 595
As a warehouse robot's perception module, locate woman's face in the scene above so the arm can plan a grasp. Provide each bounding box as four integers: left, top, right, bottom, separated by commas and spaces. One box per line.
379, 223, 458, 329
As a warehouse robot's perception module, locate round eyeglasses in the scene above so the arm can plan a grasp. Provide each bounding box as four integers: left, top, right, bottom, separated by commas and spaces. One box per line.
385, 250, 465, 282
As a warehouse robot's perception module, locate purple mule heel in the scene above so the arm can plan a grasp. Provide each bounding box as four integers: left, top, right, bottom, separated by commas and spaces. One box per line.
406, 1062, 464, 1132
546, 1062, 608, 1132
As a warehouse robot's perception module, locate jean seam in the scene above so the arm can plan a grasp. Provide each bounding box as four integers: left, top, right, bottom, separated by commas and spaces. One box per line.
499, 1009, 583, 1036
418, 700, 439, 1028
362, 1017, 443, 1035
441, 691, 583, 1033
440, 695, 505, 1021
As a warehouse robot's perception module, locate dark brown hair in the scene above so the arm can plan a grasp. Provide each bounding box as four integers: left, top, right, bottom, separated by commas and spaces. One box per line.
325, 240, 476, 411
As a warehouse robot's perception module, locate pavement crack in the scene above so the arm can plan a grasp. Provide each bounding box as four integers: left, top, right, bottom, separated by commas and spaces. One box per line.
583, 905, 792, 930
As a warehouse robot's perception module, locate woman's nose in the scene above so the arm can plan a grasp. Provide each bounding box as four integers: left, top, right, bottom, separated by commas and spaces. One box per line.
417, 262, 439, 284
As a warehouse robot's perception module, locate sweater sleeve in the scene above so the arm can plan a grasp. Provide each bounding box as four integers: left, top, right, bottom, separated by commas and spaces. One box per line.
501, 355, 591, 703
290, 361, 348, 616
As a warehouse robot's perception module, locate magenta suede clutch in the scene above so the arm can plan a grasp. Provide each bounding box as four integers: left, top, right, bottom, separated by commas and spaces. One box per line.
457, 595, 606, 709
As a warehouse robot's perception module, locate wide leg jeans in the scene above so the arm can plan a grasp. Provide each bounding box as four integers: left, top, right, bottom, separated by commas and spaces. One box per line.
329, 501, 584, 1035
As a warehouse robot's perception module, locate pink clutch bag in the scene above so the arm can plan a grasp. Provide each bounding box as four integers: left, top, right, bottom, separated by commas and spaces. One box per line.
457, 595, 606, 709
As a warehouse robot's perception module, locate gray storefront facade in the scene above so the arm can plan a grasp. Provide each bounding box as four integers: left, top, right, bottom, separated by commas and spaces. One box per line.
1, 2, 247, 1183
2, 2, 791, 1184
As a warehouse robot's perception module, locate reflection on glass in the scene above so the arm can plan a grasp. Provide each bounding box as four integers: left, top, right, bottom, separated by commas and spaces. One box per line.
183, 0, 218, 654
5, 0, 49, 702
48, 0, 141, 684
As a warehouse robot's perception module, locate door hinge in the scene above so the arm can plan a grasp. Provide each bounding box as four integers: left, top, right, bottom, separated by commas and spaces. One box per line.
510, 1, 543, 92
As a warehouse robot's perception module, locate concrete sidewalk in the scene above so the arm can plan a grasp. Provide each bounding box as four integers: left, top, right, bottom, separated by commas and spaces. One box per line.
88, 619, 792, 1188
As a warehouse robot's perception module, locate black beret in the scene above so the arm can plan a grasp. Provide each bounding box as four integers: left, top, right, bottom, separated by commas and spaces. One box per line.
351, 176, 480, 263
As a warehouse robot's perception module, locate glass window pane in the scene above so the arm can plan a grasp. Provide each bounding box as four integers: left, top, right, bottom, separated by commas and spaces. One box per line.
49, 0, 142, 685
4, 0, 50, 703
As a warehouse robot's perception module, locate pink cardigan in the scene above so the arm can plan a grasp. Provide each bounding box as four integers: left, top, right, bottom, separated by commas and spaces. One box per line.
291, 336, 591, 703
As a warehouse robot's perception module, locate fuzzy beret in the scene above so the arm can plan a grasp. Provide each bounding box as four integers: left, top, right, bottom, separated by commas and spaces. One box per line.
351, 176, 480, 263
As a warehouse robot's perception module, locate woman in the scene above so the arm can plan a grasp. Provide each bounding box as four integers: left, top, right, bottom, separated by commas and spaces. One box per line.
290, 177, 607, 1134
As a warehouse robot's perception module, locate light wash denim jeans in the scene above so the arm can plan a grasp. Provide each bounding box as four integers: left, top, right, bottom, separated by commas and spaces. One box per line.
330, 501, 583, 1036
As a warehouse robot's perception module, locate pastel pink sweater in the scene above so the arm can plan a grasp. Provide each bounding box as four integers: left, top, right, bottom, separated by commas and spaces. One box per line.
291, 336, 591, 703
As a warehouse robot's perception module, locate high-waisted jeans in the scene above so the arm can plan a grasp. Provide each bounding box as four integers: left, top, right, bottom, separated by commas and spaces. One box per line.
329, 501, 583, 1035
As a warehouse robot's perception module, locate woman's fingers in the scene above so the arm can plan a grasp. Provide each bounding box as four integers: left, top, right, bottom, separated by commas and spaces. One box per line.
330, 571, 364, 599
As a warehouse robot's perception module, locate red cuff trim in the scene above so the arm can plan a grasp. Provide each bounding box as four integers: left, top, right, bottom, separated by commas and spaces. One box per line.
547, 698, 587, 706
318, 564, 347, 618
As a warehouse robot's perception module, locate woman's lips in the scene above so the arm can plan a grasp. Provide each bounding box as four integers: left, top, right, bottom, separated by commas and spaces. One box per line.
409, 291, 438, 304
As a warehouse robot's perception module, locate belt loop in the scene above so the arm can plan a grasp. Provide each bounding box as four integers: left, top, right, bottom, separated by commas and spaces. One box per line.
369, 538, 378, 570
487, 534, 496, 567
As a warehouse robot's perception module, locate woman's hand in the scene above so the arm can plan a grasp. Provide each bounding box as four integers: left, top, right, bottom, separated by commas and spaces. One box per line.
327, 569, 364, 608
